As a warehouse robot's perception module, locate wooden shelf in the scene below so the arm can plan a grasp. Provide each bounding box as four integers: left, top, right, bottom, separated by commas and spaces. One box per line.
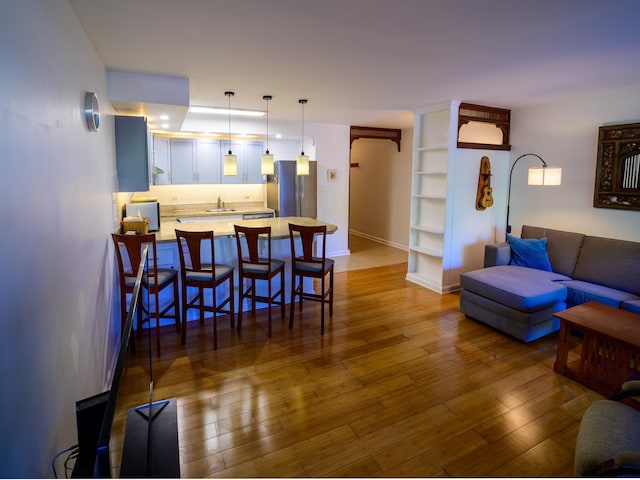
414, 146, 448, 152
413, 170, 447, 176
412, 193, 446, 200
410, 224, 444, 234
409, 245, 443, 258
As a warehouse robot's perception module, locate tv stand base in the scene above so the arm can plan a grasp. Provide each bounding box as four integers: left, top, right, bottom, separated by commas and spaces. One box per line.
120, 398, 180, 478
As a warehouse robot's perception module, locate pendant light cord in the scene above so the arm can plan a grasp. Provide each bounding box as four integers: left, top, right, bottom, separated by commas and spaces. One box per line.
299, 99, 307, 155
263, 95, 271, 154
225, 91, 234, 154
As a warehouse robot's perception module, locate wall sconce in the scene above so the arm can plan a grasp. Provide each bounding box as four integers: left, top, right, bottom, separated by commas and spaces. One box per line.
261, 95, 274, 175
223, 91, 237, 176
507, 153, 562, 234
296, 99, 309, 176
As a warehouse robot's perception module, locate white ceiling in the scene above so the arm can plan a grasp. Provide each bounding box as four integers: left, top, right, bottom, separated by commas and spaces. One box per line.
69, 0, 640, 137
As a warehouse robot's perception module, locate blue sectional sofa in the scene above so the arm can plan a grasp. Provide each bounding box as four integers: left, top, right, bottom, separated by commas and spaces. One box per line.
459, 225, 640, 342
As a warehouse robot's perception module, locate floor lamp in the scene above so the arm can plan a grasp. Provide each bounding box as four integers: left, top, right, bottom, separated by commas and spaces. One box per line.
506, 153, 562, 235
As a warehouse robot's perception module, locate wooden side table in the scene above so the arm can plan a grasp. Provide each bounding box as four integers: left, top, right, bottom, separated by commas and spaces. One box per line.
554, 302, 640, 397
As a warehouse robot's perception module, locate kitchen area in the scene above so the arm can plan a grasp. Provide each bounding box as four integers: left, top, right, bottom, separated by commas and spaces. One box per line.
116, 123, 336, 320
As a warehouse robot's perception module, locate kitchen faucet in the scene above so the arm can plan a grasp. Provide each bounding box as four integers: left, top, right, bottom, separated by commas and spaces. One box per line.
217, 195, 224, 209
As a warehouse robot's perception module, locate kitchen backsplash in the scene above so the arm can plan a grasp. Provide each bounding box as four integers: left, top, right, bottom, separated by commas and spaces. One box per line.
132, 184, 266, 205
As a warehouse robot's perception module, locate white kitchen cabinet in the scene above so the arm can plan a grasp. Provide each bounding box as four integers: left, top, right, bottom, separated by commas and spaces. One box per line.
221, 141, 265, 184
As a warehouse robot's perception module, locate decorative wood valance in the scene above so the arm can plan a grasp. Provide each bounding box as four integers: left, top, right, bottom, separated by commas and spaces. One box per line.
457, 102, 511, 151
594, 122, 640, 211
350, 126, 402, 152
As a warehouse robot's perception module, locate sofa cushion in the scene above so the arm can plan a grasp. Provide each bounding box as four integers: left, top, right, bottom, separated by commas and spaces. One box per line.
507, 234, 552, 271
522, 225, 585, 277
573, 236, 640, 296
460, 265, 569, 312
556, 280, 640, 308
622, 300, 640, 315
460, 289, 564, 342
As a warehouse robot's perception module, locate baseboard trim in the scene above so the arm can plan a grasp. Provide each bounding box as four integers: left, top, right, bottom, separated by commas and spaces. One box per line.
349, 230, 408, 252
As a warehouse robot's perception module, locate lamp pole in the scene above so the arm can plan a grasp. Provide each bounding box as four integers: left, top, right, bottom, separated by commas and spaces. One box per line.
506, 153, 547, 235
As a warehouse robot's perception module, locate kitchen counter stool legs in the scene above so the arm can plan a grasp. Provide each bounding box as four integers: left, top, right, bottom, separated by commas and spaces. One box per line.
234, 225, 285, 338
112, 233, 180, 357
175, 229, 234, 350
288, 223, 334, 335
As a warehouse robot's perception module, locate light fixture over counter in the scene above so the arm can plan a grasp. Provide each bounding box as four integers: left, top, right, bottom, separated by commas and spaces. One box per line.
261, 95, 274, 175
296, 99, 309, 176
223, 91, 237, 176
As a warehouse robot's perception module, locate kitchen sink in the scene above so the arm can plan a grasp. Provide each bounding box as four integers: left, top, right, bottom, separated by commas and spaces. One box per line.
206, 208, 236, 213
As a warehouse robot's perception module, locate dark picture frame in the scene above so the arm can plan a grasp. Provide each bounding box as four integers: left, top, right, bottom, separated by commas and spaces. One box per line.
594, 122, 640, 211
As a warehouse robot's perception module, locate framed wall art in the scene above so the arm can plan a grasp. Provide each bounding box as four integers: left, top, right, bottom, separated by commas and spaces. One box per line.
594, 122, 640, 211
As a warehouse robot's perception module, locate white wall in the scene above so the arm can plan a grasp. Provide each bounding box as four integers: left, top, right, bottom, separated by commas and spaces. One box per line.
310, 123, 350, 257
508, 85, 640, 242
0, 1, 118, 476
449, 149, 511, 279
349, 130, 413, 249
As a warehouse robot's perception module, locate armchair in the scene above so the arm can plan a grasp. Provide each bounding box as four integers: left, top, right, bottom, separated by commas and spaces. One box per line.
575, 380, 640, 476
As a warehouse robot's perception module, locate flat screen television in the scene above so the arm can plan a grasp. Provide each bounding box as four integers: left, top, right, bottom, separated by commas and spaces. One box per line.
73, 244, 149, 478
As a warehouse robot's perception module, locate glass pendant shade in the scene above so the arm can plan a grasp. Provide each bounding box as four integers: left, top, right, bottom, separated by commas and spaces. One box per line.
223, 153, 237, 176
261, 152, 274, 175
261, 95, 274, 175
528, 166, 562, 186
296, 153, 309, 176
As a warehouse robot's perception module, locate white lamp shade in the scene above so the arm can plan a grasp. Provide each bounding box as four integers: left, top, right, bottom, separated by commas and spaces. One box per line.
296, 154, 309, 176
261, 153, 274, 175
528, 166, 562, 186
223, 153, 237, 176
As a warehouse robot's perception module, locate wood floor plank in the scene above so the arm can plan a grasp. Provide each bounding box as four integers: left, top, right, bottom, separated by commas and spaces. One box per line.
112, 263, 599, 478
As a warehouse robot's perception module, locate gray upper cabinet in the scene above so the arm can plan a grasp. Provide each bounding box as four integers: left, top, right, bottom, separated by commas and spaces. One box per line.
196, 138, 222, 184
151, 135, 264, 184
221, 141, 265, 184
170, 138, 196, 184
152, 136, 171, 185
115, 115, 150, 192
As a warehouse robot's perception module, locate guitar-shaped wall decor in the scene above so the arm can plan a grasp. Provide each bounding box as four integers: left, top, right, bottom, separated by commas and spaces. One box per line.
475, 156, 494, 210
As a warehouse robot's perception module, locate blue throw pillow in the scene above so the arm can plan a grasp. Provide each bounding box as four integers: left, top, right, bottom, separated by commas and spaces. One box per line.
506, 234, 552, 272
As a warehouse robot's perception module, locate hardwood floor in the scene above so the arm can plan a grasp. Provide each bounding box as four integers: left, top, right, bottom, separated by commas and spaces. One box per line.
111, 263, 602, 477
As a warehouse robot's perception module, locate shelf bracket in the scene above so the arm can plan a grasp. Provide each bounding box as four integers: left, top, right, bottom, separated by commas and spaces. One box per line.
350, 126, 401, 152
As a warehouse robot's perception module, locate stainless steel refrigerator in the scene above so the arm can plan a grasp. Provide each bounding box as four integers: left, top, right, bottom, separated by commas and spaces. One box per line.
266, 160, 317, 218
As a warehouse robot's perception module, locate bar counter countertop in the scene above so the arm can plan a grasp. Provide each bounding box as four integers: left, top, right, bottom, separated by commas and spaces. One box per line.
155, 216, 338, 243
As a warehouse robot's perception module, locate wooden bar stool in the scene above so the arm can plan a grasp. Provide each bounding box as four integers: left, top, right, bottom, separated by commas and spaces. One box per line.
111, 233, 180, 357
234, 225, 285, 337
175, 229, 234, 350
288, 223, 334, 335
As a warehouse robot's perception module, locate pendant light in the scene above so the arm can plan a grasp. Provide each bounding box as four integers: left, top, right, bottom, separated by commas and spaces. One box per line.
296, 99, 309, 176
223, 91, 237, 176
261, 95, 274, 175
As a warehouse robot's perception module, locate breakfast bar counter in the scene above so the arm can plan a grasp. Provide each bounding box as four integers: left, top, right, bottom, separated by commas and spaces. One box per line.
155, 216, 337, 243
149, 216, 338, 325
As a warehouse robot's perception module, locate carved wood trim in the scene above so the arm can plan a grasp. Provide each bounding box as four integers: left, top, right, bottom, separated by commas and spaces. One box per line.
350, 126, 401, 152
594, 122, 640, 211
457, 102, 511, 151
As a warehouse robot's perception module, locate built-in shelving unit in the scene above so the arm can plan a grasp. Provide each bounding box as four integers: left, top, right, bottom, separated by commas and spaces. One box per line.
407, 101, 512, 294
406, 101, 460, 293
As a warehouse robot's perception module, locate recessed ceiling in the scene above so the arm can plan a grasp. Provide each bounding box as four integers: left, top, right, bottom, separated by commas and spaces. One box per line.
69, 0, 640, 136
